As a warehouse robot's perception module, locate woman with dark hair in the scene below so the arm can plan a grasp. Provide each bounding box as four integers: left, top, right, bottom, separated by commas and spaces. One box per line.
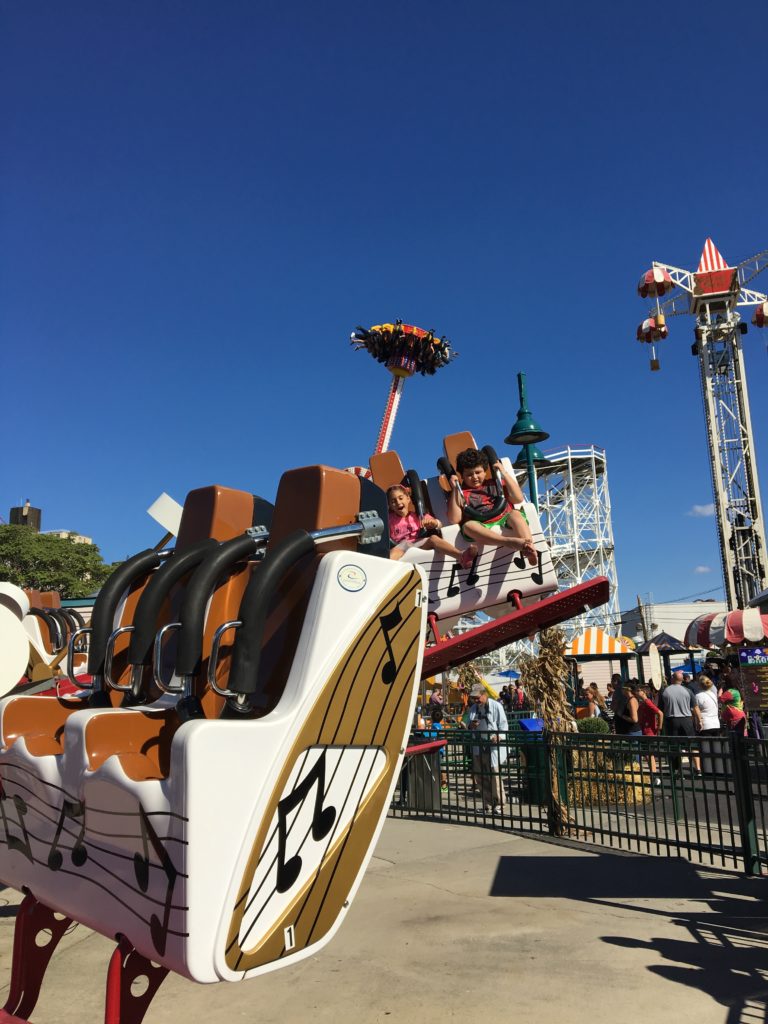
620, 681, 642, 737
610, 673, 628, 734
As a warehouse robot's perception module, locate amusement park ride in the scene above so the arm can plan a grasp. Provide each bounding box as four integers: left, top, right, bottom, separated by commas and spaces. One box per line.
0, 322, 609, 1023
636, 240, 768, 609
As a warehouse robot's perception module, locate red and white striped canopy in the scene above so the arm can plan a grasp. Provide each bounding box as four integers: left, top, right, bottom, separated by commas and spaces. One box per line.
697, 238, 730, 273
637, 267, 675, 299
752, 302, 768, 328
684, 607, 768, 648
636, 316, 669, 342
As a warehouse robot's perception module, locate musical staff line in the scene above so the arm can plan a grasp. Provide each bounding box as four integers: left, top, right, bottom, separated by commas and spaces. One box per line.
230, 568, 422, 966
321, 578, 419, 745
233, 742, 350, 928
0, 829, 187, 922
420, 530, 547, 584
303, 621, 422, 947
374, 630, 423, 747
332, 581, 421, 747
0, 763, 187, 821
303, 743, 383, 948
0, 774, 185, 853
237, 745, 373, 965
355, 613, 422, 747
427, 548, 552, 602
314, 574, 416, 739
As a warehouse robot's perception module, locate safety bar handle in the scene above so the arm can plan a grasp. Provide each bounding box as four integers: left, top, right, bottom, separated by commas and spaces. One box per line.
67, 627, 93, 690
174, 533, 267, 678
207, 621, 242, 698
104, 625, 136, 692
128, 537, 220, 668
223, 516, 386, 708
152, 622, 185, 693
88, 548, 167, 678
29, 607, 63, 653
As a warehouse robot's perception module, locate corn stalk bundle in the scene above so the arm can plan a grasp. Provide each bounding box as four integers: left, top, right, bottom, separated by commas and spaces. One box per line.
516, 628, 574, 835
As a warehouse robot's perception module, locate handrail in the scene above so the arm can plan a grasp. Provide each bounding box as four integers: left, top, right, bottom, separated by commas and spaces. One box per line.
224, 513, 385, 711
128, 538, 219, 670
87, 548, 168, 687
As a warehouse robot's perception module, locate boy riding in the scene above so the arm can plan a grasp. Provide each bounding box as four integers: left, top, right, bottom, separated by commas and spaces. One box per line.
446, 447, 537, 565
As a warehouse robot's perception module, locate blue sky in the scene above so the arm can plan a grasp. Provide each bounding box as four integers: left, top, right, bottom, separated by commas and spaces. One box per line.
3, 1, 768, 619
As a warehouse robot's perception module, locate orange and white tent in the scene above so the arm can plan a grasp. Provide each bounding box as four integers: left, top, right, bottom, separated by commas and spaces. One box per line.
567, 628, 634, 657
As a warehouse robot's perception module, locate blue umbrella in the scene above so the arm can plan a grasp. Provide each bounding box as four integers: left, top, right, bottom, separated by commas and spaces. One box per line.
495, 668, 520, 680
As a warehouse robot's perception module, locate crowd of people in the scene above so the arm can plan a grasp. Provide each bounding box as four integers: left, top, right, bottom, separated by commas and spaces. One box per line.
407, 665, 753, 809
589, 667, 750, 741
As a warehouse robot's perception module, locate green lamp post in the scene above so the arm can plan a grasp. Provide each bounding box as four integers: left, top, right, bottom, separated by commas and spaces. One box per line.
504, 372, 550, 510
513, 444, 552, 509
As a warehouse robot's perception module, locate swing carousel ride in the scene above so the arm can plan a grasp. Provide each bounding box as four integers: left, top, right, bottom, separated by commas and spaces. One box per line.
0, 325, 608, 1023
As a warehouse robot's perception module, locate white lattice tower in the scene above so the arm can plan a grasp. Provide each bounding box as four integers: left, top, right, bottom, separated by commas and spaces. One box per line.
638, 239, 768, 607
536, 445, 621, 640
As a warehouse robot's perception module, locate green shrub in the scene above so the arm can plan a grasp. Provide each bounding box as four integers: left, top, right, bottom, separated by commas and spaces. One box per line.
576, 717, 610, 734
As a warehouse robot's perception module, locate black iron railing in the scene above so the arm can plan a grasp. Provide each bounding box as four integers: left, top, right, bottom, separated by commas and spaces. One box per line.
391, 729, 768, 874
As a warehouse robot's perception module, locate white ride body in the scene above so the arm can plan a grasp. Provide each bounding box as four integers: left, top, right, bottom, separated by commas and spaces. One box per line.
0, 584, 31, 694
0, 551, 426, 983
402, 486, 558, 620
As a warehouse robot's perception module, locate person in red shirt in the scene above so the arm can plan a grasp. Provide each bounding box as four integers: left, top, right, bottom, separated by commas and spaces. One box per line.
719, 691, 747, 737
633, 684, 664, 784
387, 484, 476, 567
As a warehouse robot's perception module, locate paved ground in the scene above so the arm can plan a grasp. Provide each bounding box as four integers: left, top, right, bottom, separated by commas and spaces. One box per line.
2, 819, 767, 1024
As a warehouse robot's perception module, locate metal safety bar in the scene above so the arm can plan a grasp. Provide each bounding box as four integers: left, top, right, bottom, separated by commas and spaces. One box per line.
204, 513, 385, 704
67, 627, 93, 689
152, 622, 185, 694
104, 625, 140, 693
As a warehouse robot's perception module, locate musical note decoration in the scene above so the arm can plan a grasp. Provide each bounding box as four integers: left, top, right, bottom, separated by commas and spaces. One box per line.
276, 750, 336, 893
379, 606, 403, 685
134, 806, 179, 956
48, 798, 87, 870
0, 780, 33, 863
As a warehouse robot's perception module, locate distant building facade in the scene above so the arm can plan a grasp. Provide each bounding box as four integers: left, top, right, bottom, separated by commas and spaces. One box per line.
44, 530, 94, 546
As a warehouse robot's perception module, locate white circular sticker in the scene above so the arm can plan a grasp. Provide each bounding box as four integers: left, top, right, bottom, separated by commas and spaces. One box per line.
337, 564, 367, 592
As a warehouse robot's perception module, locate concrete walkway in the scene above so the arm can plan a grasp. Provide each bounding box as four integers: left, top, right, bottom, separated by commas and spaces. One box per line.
2, 819, 767, 1024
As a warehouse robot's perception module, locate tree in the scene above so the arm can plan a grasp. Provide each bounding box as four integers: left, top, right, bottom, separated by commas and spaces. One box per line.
0, 525, 115, 598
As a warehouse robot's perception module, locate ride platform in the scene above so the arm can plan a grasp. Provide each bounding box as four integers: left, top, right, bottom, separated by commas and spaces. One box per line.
421, 577, 610, 676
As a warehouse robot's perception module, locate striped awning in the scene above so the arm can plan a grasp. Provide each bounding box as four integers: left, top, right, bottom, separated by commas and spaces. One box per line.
567, 628, 634, 656
684, 607, 768, 648
752, 302, 768, 329
637, 267, 675, 298
636, 316, 668, 342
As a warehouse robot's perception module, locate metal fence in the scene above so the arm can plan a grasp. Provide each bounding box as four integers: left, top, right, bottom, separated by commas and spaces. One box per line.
391, 729, 768, 874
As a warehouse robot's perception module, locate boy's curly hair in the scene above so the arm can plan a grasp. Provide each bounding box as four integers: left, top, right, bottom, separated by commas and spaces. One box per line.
455, 448, 488, 473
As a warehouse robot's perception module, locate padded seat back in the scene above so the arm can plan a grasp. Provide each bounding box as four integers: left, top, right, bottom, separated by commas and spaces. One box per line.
226, 466, 388, 714
24, 591, 58, 654
111, 486, 270, 701
443, 430, 492, 482
369, 450, 407, 492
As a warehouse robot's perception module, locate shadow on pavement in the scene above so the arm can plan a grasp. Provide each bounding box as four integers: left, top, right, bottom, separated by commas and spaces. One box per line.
492, 850, 768, 1023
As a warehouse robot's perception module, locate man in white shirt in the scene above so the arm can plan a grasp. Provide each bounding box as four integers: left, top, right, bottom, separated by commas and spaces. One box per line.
467, 683, 509, 813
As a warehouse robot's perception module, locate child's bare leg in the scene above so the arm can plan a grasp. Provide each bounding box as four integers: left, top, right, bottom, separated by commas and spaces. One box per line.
502, 509, 537, 566
424, 536, 478, 568
461, 519, 529, 554
389, 547, 405, 561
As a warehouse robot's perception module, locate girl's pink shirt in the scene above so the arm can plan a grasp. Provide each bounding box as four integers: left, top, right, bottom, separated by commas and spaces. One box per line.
389, 511, 420, 544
